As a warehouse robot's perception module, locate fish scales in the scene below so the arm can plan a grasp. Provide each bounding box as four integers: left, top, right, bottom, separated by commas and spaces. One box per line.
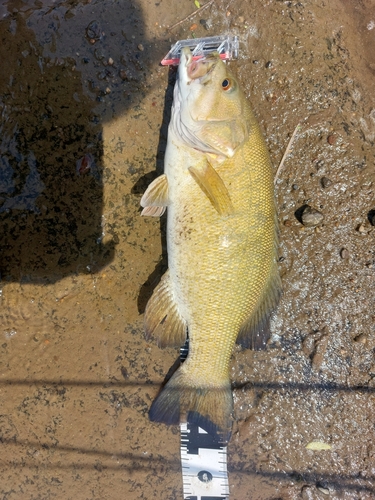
141, 48, 280, 442
168, 132, 274, 367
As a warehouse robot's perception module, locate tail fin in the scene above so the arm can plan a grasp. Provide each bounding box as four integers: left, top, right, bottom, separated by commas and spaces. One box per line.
149, 367, 233, 444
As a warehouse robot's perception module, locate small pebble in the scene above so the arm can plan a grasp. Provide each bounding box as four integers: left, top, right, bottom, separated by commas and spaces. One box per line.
340, 248, 349, 259
108, 57, 114, 65
199, 19, 209, 30
306, 441, 331, 451
353, 333, 366, 344
311, 332, 329, 369
94, 48, 105, 61
137, 43, 144, 51
284, 220, 292, 227
97, 70, 108, 80
265, 61, 272, 68
327, 134, 336, 145
86, 20, 102, 41
76, 154, 92, 175
357, 224, 366, 233
320, 176, 332, 188
302, 335, 315, 357
301, 206, 324, 227
314, 159, 325, 170
317, 486, 330, 495
119, 69, 128, 80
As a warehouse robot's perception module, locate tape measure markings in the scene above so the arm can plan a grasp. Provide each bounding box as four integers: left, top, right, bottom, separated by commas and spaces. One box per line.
180, 422, 229, 499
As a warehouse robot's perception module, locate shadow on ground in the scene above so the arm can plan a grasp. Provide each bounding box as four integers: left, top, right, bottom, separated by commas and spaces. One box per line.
0, 0, 162, 283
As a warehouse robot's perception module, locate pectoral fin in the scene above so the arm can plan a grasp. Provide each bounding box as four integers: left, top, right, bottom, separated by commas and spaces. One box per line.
141, 174, 168, 217
141, 205, 166, 217
188, 162, 234, 216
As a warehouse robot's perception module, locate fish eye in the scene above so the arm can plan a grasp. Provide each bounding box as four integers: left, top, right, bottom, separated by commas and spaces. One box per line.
221, 78, 232, 91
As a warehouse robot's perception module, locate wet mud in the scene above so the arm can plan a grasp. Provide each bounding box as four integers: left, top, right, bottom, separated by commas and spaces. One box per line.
0, 0, 374, 498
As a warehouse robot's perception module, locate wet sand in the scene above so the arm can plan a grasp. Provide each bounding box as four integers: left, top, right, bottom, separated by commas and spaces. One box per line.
0, 0, 374, 498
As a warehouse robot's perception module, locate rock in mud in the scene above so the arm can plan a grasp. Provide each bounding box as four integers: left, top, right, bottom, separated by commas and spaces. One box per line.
302, 484, 331, 499
199, 19, 210, 30
320, 176, 332, 188
119, 69, 128, 81
301, 206, 324, 227
302, 329, 330, 370
340, 248, 349, 259
356, 223, 367, 234
327, 134, 336, 145
311, 332, 330, 370
86, 21, 102, 42
302, 334, 315, 357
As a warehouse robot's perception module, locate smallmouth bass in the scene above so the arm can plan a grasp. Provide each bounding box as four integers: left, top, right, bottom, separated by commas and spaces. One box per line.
141, 48, 280, 442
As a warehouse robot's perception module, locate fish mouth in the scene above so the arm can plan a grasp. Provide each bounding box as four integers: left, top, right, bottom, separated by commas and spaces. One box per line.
180, 47, 217, 82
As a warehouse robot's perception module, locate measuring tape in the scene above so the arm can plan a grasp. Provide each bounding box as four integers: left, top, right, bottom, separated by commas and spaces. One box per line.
180, 421, 229, 499
179, 341, 230, 500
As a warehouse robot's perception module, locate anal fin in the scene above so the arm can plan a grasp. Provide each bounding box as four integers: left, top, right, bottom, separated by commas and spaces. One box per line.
141, 174, 168, 217
144, 270, 187, 347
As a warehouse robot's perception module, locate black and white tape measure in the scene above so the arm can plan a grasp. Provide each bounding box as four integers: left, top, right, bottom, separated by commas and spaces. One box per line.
180, 422, 229, 499
179, 341, 230, 500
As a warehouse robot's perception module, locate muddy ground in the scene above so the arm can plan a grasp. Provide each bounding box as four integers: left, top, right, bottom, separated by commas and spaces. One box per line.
0, 0, 374, 498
